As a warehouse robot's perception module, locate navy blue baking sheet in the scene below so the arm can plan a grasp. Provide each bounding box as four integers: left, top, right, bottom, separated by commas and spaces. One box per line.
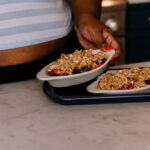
43, 79, 150, 105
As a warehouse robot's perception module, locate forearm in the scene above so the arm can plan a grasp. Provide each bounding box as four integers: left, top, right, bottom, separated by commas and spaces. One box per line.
67, 0, 101, 26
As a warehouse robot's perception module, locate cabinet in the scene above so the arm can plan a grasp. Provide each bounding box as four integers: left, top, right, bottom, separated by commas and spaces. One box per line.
126, 3, 150, 63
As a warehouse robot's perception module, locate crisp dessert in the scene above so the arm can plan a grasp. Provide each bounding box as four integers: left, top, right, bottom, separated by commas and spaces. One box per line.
46, 49, 108, 76
98, 67, 150, 90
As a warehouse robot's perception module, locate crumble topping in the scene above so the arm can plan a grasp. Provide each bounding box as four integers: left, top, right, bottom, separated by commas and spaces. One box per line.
46, 49, 108, 76
98, 67, 150, 90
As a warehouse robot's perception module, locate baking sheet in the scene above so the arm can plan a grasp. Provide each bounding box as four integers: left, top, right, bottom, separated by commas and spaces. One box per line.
43, 77, 150, 105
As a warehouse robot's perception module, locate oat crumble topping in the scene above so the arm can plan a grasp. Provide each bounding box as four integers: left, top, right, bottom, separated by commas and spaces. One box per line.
46, 49, 108, 76
98, 67, 150, 90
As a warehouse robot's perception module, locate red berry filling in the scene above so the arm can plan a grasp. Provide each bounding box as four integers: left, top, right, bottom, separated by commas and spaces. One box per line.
49, 63, 103, 76
118, 84, 135, 90
49, 69, 68, 76
127, 84, 134, 89
49, 69, 60, 76
91, 64, 102, 70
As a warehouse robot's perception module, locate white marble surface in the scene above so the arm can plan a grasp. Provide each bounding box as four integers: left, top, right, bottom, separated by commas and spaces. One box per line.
1, 79, 150, 150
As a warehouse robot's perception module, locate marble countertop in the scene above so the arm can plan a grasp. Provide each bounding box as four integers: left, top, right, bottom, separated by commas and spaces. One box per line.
1, 79, 150, 150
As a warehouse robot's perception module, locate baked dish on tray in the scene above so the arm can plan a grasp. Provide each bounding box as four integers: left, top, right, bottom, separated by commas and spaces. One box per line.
46, 49, 108, 76
98, 67, 150, 90
36, 49, 115, 87
87, 67, 150, 95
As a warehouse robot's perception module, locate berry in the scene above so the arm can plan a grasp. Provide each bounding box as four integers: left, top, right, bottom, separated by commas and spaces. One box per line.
81, 67, 91, 73
49, 69, 60, 76
101, 59, 106, 64
91, 64, 102, 70
127, 84, 134, 89
73, 68, 81, 74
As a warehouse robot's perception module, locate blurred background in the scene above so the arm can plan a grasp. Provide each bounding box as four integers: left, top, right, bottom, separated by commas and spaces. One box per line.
101, 0, 150, 65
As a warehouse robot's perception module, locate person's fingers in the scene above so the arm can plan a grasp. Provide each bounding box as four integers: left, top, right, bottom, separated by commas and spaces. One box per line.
103, 27, 121, 58
79, 26, 107, 51
88, 27, 107, 51
76, 31, 97, 49
76, 20, 121, 58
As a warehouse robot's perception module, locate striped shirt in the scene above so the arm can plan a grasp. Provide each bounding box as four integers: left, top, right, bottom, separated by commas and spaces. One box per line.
0, 0, 72, 50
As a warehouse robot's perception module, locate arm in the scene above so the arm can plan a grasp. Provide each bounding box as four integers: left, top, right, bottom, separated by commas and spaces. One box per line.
67, 0, 101, 24
67, 0, 121, 59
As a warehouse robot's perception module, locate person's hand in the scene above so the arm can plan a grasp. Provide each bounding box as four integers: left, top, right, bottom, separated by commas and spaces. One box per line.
75, 14, 121, 59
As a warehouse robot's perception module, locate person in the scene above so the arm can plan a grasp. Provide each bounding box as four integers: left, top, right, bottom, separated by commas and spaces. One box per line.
0, 0, 120, 83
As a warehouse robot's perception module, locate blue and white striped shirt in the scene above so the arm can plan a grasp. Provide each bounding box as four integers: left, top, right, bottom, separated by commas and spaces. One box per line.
0, 0, 72, 50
